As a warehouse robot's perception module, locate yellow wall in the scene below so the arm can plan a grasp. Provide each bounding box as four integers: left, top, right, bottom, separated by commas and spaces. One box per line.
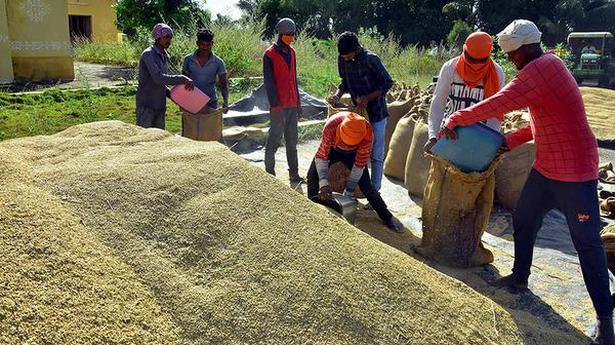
0, 0, 14, 83
67, 0, 119, 42
7, 0, 74, 81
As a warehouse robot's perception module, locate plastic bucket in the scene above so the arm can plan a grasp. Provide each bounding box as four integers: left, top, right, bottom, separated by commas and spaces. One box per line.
432, 122, 504, 173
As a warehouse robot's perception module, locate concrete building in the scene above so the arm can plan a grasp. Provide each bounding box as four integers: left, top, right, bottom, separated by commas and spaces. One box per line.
67, 0, 120, 42
0, 0, 119, 84
0, 0, 14, 83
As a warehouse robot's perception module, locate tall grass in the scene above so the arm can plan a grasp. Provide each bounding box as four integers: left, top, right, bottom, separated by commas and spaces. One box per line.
74, 22, 450, 98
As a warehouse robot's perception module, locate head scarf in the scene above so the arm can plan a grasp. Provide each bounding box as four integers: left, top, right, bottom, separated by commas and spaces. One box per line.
275, 18, 296, 35
334, 112, 373, 147
455, 32, 501, 98
497, 19, 542, 53
152, 23, 173, 41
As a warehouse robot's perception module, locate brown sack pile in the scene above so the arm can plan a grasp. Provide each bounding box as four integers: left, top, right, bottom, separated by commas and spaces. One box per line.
384, 114, 417, 180
404, 121, 431, 197
384, 85, 434, 181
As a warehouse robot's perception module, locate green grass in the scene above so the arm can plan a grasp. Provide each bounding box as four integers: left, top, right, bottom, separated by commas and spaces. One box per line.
0, 86, 255, 141
3, 23, 450, 142
74, 22, 450, 99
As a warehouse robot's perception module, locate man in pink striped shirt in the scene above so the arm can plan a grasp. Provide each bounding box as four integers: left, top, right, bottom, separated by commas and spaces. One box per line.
306, 112, 403, 232
441, 20, 613, 344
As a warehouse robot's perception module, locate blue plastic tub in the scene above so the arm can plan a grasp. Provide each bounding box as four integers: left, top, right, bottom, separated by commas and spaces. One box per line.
432, 122, 505, 173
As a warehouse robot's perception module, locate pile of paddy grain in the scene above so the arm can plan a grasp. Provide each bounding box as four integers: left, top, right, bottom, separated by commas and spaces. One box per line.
580, 87, 615, 139
0, 121, 525, 344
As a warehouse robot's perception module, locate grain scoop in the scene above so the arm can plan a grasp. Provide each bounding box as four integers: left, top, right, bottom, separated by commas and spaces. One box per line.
311, 192, 358, 224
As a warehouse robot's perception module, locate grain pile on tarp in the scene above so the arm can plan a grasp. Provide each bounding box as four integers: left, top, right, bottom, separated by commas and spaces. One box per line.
419, 154, 500, 267
0, 121, 525, 344
580, 87, 615, 139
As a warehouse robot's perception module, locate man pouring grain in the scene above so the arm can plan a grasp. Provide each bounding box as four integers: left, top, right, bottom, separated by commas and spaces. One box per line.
425, 32, 505, 153
306, 112, 403, 232
136, 23, 194, 130
440, 20, 614, 345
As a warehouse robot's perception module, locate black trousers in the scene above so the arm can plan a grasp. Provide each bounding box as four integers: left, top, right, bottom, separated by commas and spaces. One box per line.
265, 109, 299, 175
513, 169, 612, 318
307, 148, 392, 223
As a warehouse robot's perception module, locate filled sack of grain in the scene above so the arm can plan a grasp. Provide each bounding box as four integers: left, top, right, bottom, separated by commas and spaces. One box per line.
418, 154, 501, 267
495, 142, 535, 209
384, 114, 417, 180
404, 121, 431, 197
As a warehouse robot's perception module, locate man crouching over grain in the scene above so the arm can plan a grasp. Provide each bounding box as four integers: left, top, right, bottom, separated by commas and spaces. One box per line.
306, 112, 403, 233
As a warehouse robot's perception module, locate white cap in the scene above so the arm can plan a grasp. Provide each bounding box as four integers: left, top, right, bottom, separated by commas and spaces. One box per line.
497, 19, 542, 53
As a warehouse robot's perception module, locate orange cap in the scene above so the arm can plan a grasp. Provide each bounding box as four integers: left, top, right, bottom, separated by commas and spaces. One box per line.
335, 112, 371, 147
464, 32, 493, 59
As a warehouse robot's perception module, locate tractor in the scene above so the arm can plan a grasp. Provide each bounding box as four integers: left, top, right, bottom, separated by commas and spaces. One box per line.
567, 32, 615, 88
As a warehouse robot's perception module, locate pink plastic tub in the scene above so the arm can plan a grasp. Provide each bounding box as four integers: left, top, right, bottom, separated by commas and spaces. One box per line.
170, 85, 210, 114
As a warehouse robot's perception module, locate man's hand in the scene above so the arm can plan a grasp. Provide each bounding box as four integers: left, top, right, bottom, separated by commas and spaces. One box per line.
328, 95, 343, 107
439, 127, 458, 141
356, 97, 368, 108
424, 138, 437, 153
271, 105, 283, 113
319, 185, 333, 201
222, 104, 229, 114
184, 79, 194, 91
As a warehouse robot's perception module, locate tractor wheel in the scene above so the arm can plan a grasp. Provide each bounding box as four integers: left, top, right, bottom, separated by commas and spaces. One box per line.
574, 76, 584, 85
599, 74, 610, 87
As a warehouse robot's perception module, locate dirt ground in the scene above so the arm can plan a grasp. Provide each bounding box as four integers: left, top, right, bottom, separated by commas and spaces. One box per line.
3, 62, 135, 92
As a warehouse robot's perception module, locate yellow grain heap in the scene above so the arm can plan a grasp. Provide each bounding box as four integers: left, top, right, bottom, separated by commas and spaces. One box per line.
0, 121, 525, 344
580, 87, 615, 139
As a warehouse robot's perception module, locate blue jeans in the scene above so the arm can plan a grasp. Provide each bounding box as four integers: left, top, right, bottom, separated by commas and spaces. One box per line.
370, 117, 387, 192
513, 169, 612, 318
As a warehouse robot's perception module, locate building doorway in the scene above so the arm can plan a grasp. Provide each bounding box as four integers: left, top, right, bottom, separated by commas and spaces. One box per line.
69, 15, 92, 41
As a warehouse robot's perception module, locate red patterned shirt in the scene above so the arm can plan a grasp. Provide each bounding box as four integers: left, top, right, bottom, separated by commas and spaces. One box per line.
316, 113, 373, 168
445, 53, 598, 182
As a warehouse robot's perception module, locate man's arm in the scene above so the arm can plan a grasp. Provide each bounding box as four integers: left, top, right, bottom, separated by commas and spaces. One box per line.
217, 59, 229, 111
294, 52, 301, 108
314, 121, 337, 188
218, 74, 229, 111
428, 62, 453, 140
336, 56, 348, 97
505, 125, 533, 149
263, 54, 280, 109
370, 55, 393, 94
444, 71, 541, 130
142, 51, 190, 86
181, 56, 190, 77
344, 138, 372, 194
355, 55, 393, 107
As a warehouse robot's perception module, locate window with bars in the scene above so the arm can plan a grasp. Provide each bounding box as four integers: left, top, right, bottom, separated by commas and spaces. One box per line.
69, 15, 92, 41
